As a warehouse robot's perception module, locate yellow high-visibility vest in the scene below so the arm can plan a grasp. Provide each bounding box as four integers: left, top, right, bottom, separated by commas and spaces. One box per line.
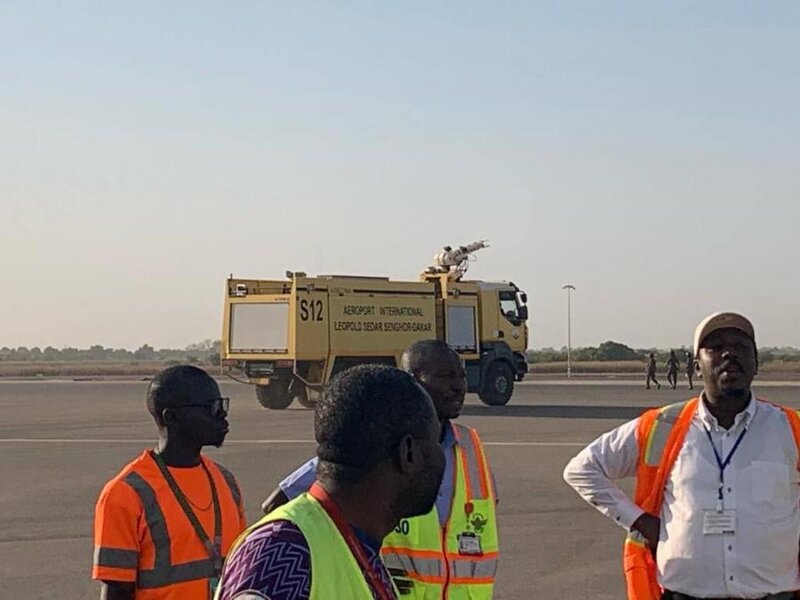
218, 493, 399, 599
382, 423, 499, 600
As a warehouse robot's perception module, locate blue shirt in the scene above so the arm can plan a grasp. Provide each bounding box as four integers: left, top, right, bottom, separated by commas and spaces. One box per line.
279, 422, 495, 527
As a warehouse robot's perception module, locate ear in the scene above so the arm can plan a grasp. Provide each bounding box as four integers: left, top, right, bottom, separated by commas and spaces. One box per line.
396, 434, 417, 475
160, 407, 177, 427
694, 359, 702, 378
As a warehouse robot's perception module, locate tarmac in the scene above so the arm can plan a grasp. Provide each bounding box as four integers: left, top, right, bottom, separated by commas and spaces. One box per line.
2, 379, 799, 599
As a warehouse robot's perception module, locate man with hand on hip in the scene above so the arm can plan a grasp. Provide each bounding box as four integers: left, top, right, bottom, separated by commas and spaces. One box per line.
564, 312, 800, 600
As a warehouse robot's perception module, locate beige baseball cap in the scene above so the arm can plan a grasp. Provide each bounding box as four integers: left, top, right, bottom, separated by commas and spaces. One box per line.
693, 311, 755, 357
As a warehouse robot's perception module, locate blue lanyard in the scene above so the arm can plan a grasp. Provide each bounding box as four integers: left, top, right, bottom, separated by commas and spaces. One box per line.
702, 424, 747, 510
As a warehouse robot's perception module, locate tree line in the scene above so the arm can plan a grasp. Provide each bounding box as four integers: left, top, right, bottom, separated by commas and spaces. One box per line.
2, 339, 799, 365
0, 340, 221, 366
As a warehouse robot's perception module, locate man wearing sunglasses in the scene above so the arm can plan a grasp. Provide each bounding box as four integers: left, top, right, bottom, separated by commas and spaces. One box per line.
92, 365, 246, 600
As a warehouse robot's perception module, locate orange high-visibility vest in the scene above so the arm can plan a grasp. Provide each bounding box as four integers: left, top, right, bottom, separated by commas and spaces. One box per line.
93, 451, 246, 600
623, 398, 800, 600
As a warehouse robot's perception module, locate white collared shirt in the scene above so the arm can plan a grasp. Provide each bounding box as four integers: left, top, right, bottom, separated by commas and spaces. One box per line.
563, 394, 800, 598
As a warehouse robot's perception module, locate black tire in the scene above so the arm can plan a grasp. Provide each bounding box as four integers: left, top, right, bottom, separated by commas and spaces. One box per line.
255, 384, 293, 410
479, 361, 514, 406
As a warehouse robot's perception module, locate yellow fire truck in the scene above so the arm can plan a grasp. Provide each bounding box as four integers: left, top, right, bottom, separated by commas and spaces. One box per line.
221, 241, 529, 409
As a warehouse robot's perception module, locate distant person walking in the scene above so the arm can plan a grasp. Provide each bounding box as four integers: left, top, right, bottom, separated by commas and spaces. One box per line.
665, 350, 680, 390
645, 353, 660, 390
92, 365, 246, 600
685, 350, 695, 390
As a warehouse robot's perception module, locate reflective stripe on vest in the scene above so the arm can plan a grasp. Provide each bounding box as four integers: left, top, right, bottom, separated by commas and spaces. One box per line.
449, 555, 499, 579
93, 546, 138, 569
381, 536, 499, 586
642, 402, 688, 467
626, 401, 689, 549
382, 552, 443, 579
625, 528, 648, 548
453, 424, 491, 501
216, 464, 242, 509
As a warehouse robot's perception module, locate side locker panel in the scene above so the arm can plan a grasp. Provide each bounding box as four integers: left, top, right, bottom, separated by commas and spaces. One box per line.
228, 295, 292, 358
444, 297, 480, 354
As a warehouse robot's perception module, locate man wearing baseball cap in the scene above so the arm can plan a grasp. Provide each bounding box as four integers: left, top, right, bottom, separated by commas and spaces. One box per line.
564, 311, 800, 599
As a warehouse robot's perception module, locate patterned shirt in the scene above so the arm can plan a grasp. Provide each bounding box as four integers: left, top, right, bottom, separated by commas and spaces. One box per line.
218, 519, 396, 600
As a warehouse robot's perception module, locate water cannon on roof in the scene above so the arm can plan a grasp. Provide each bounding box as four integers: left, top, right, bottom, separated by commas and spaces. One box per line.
424, 240, 489, 281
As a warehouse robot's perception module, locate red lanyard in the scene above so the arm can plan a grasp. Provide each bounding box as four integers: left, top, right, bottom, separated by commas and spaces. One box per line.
308, 483, 395, 600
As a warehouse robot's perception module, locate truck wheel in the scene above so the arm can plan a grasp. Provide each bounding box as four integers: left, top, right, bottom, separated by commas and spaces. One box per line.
256, 384, 293, 410
479, 362, 514, 406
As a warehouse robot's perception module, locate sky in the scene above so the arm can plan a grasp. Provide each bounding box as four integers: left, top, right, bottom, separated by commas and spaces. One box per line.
2, 2, 799, 351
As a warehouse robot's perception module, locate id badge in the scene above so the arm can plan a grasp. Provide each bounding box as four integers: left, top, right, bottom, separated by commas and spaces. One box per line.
703, 510, 736, 535
457, 531, 483, 556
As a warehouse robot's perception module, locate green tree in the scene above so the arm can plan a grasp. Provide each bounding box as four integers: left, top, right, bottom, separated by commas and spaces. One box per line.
133, 344, 155, 360
595, 341, 639, 361
87, 345, 110, 360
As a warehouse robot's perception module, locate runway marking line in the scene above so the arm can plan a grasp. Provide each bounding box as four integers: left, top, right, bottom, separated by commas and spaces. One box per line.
0, 438, 585, 447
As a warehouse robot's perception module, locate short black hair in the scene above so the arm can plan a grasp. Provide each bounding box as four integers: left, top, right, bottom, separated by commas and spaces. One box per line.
401, 339, 458, 376
315, 364, 435, 485
146, 365, 215, 421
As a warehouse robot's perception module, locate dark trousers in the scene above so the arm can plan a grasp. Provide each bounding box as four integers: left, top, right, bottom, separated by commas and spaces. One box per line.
663, 591, 795, 600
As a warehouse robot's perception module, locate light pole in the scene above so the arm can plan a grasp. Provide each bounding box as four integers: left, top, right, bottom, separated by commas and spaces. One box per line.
562, 285, 576, 379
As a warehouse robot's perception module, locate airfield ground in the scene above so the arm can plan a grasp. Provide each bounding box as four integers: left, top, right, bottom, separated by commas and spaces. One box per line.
3, 379, 799, 599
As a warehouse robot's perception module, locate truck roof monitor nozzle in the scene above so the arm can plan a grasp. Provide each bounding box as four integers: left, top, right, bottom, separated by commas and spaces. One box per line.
425, 240, 489, 281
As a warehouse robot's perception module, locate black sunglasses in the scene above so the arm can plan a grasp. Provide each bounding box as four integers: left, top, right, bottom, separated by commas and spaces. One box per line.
177, 397, 230, 418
